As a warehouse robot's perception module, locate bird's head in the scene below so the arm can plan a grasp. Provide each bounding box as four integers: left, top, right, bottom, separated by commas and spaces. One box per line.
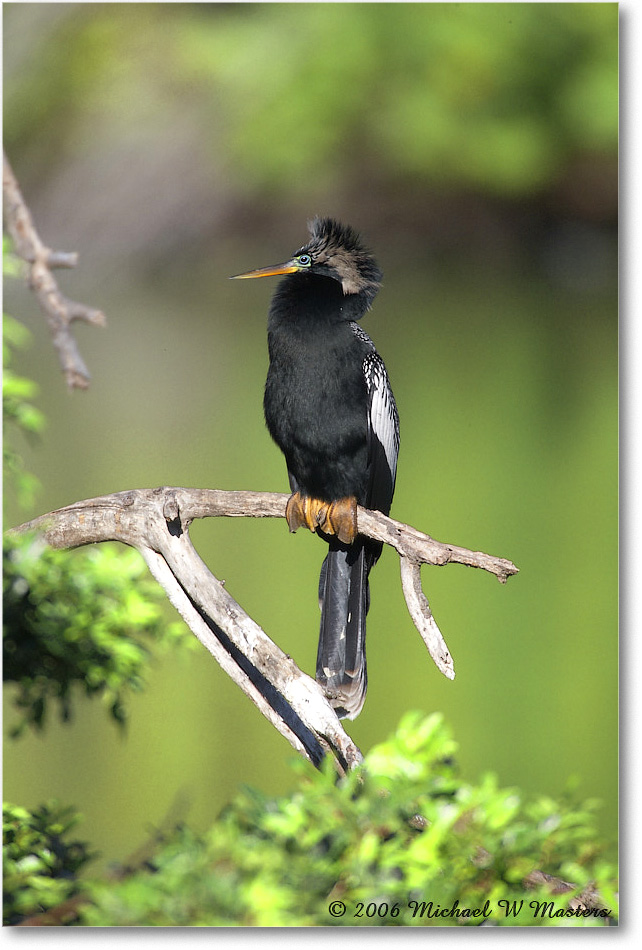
231, 217, 382, 308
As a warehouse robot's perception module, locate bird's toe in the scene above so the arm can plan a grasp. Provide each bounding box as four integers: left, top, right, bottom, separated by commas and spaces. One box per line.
322, 496, 358, 544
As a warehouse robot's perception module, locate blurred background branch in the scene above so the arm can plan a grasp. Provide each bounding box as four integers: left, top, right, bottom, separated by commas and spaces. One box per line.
3, 151, 105, 390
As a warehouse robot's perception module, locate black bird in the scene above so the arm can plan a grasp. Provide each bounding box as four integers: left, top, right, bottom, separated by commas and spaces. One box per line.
232, 218, 399, 719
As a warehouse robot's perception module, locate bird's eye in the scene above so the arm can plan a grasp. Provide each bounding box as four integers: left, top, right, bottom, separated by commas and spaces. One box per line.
297, 254, 312, 267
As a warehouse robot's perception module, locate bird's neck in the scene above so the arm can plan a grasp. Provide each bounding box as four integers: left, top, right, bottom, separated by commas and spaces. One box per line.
268, 273, 368, 330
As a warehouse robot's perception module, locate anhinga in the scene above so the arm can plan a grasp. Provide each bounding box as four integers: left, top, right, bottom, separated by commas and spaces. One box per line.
232, 217, 399, 719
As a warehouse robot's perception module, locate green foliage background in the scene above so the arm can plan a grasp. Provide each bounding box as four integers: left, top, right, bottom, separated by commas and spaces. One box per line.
3, 0, 617, 909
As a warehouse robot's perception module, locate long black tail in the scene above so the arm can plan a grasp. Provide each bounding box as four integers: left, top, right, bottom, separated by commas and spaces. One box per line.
316, 538, 380, 719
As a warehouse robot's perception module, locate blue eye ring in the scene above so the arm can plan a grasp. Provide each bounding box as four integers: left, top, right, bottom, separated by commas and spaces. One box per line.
297, 254, 312, 267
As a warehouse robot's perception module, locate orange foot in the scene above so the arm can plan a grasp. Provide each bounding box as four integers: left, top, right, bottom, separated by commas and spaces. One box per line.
285, 492, 358, 544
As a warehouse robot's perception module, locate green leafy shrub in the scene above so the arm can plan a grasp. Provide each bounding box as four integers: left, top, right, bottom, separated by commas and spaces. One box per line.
3, 801, 94, 925
77, 713, 617, 927
3, 534, 190, 736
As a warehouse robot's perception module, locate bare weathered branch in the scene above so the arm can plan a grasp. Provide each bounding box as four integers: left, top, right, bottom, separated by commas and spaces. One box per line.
357, 507, 518, 584
31, 487, 515, 582
3, 151, 105, 390
399, 557, 455, 679
9, 487, 517, 770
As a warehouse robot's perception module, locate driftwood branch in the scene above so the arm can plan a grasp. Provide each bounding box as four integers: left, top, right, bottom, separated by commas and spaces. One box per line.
10, 487, 518, 771
2, 151, 105, 390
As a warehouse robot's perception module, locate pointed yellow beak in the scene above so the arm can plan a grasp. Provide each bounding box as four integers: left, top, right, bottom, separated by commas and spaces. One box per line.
230, 261, 300, 280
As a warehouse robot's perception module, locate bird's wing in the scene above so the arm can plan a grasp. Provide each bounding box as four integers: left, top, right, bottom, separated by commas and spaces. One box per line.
364, 349, 399, 515
350, 323, 399, 515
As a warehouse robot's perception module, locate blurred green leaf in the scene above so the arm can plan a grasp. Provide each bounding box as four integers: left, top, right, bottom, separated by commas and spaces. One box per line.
3, 801, 95, 926
3, 247, 46, 510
